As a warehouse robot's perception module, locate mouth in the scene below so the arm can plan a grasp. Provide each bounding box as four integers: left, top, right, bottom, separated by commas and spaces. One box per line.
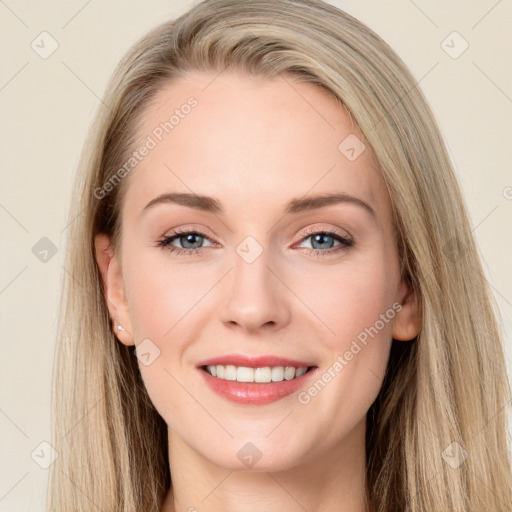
196, 354, 319, 405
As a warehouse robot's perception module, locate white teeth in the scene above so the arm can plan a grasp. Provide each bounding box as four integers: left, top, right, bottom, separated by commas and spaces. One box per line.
271, 366, 284, 381
237, 366, 256, 382
225, 365, 237, 381
254, 367, 272, 383
204, 364, 309, 383
295, 367, 307, 377
284, 366, 296, 380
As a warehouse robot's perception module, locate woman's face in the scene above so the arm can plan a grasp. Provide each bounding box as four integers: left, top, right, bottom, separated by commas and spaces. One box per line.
97, 70, 419, 471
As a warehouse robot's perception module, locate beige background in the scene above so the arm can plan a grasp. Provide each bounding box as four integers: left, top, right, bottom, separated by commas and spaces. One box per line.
1, 1, 511, 510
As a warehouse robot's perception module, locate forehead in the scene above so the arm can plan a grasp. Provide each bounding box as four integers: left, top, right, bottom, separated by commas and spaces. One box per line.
123, 70, 389, 221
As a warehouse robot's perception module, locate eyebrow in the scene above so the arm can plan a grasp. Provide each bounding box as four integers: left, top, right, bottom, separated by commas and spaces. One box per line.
141, 192, 376, 217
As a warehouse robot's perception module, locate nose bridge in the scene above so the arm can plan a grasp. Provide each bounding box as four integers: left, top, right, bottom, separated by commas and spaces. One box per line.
219, 234, 288, 331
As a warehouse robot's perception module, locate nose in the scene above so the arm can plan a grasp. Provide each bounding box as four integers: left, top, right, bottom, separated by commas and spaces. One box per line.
219, 246, 291, 333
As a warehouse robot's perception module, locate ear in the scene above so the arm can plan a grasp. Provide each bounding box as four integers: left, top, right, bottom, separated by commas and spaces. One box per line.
392, 277, 421, 341
94, 233, 135, 346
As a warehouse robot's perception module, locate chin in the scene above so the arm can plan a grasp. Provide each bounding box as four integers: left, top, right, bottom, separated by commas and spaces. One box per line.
199, 440, 307, 473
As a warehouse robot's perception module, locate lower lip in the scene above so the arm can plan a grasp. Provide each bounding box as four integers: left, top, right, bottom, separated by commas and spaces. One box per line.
198, 366, 318, 405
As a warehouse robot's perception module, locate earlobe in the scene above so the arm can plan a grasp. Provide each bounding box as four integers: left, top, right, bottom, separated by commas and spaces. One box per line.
94, 234, 135, 346
392, 278, 421, 342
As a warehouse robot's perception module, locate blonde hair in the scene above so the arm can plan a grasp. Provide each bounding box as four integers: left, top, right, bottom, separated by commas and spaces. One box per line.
47, 0, 512, 510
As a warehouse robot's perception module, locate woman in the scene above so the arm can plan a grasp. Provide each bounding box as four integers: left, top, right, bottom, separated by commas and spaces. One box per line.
46, 0, 512, 511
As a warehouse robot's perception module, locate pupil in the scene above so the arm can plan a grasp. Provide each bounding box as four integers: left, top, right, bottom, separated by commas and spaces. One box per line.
184, 234, 201, 248
313, 234, 333, 249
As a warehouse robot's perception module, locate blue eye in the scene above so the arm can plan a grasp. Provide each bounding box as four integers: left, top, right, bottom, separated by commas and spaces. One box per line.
296, 228, 354, 257
156, 227, 354, 257
157, 230, 214, 256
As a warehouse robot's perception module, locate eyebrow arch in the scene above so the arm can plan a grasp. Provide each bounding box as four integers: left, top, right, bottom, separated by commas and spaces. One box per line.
141, 192, 375, 217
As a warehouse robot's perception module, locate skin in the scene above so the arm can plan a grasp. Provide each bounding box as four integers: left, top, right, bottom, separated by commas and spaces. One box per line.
95, 70, 421, 512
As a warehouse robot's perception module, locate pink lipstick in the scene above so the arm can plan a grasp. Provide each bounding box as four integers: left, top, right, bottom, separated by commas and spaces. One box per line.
196, 354, 318, 405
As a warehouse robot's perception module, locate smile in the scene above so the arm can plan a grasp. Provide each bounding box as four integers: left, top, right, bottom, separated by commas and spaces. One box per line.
203, 364, 309, 383
196, 354, 318, 405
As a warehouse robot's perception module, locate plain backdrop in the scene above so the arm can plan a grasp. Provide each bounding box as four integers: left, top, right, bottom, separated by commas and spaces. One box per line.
0, 1, 511, 510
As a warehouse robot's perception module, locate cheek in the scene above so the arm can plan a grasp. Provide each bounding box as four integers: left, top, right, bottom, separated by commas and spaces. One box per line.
121, 249, 207, 424
291, 251, 399, 416
292, 253, 398, 353
123, 246, 211, 340
121, 246, 224, 418
293, 250, 399, 427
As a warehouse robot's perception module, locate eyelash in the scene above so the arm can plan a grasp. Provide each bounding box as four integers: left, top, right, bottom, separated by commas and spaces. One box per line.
156, 227, 354, 258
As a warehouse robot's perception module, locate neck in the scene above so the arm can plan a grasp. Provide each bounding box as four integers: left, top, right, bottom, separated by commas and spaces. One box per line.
161, 416, 369, 512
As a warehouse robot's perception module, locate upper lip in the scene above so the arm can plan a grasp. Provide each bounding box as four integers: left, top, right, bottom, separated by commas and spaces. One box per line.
196, 354, 316, 369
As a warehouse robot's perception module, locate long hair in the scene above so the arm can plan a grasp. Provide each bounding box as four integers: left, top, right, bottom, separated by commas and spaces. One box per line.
46, 1, 512, 510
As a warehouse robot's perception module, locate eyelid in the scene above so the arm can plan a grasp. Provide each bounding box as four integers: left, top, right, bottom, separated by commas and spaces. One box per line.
295, 224, 352, 241
163, 224, 217, 239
